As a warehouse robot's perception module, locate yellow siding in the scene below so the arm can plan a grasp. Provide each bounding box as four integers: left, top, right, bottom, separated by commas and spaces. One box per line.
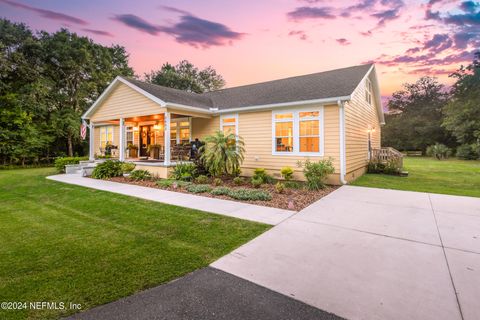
189, 104, 341, 183
90, 82, 166, 121
344, 75, 382, 180
239, 105, 340, 183
191, 117, 219, 139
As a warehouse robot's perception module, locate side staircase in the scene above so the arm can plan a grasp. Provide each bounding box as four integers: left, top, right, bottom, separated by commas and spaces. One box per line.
65, 160, 99, 176
371, 147, 407, 175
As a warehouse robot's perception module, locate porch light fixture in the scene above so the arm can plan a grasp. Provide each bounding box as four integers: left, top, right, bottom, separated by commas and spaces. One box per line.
133, 127, 139, 131
367, 125, 376, 133
153, 124, 163, 130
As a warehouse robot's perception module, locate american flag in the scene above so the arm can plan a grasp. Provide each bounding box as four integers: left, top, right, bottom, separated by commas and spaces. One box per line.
80, 120, 87, 140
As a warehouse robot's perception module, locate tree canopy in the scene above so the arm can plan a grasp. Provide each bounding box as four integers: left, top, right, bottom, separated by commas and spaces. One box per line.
382, 76, 454, 152
443, 52, 480, 145
145, 60, 225, 93
0, 19, 134, 164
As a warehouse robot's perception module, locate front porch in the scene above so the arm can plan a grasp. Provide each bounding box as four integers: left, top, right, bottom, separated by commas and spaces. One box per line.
88, 112, 203, 167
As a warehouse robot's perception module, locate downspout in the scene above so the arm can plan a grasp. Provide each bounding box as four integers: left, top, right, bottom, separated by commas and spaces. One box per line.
338, 100, 347, 184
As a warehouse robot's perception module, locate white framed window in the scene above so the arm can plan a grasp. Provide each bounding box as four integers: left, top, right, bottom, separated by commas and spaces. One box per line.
126, 126, 134, 146
170, 117, 191, 145
272, 107, 324, 156
365, 78, 372, 105
220, 114, 238, 136
99, 126, 114, 148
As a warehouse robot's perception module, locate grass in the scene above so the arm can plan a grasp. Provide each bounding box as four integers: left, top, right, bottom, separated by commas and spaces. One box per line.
0, 168, 269, 320
351, 157, 480, 197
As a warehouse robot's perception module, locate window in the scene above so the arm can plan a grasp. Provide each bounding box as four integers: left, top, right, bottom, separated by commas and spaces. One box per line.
126, 126, 134, 146
272, 108, 323, 155
221, 115, 238, 135
365, 78, 372, 105
274, 113, 294, 152
170, 118, 191, 145
99, 126, 114, 148
299, 111, 320, 152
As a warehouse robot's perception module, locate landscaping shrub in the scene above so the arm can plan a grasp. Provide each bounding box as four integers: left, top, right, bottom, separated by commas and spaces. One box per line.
210, 186, 231, 195
201, 130, 245, 176
456, 144, 479, 160
253, 168, 274, 184
213, 178, 222, 186
233, 176, 244, 185
195, 175, 209, 184
54, 156, 88, 173
156, 179, 174, 188
275, 182, 285, 194
297, 159, 335, 190
426, 143, 452, 160
280, 166, 294, 180
186, 184, 212, 193
284, 181, 302, 189
228, 188, 272, 201
367, 159, 386, 173
129, 169, 151, 181
121, 162, 136, 173
251, 176, 263, 188
170, 162, 197, 181
91, 160, 123, 179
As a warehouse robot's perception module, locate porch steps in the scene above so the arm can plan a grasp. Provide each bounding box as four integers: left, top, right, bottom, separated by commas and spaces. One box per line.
65, 160, 98, 176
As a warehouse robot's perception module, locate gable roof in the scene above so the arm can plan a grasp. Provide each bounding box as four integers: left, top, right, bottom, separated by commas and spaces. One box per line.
83, 63, 383, 122
204, 64, 372, 109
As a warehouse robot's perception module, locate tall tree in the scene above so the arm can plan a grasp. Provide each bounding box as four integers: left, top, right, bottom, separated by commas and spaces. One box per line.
382, 77, 454, 152
40, 29, 134, 156
443, 52, 480, 145
145, 60, 225, 93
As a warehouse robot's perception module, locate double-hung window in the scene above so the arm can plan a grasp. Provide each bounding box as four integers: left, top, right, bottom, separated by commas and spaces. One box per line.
100, 126, 114, 148
220, 115, 238, 135
272, 108, 323, 155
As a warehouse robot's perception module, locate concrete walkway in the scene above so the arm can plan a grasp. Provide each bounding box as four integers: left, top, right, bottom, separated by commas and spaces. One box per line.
212, 186, 480, 320
47, 174, 294, 225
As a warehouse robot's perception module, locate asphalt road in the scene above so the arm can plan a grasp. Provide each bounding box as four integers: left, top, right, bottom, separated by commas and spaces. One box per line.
66, 267, 344, 320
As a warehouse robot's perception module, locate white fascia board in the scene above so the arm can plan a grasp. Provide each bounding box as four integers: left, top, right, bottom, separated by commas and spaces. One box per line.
350, 64, 385, 125
166, 103, 213, 115
82, 76, 167, 119
215, 96, 351, 114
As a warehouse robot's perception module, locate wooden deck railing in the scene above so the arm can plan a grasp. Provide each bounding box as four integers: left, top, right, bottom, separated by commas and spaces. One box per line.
371, 147, 404, 169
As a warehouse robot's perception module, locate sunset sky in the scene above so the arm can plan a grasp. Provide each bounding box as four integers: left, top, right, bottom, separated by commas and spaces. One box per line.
1, 0, 479, 98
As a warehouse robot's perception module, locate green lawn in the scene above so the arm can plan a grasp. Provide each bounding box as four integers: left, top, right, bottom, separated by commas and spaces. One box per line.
352, 157, 480, 197
0, 168, 269, 320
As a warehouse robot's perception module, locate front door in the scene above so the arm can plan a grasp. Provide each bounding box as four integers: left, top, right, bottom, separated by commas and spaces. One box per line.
139, 125, 152, 157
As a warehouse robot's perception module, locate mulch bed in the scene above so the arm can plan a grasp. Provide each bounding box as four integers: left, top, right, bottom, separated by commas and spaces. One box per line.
108, 176, 338, 211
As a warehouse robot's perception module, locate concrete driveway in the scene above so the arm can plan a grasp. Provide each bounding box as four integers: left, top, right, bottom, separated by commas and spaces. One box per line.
212, 186, 480, 320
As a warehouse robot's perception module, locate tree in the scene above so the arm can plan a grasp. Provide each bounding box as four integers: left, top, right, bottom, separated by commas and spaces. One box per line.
145, 60, 225, 93
382, 77, 454, 152
40, 29, 134, 156
443, 52, 480, 145
200, 131, 245, 176
0, 19, 135, 164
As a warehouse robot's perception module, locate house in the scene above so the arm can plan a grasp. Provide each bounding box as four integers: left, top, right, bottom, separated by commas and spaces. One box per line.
82, 63, 385, 184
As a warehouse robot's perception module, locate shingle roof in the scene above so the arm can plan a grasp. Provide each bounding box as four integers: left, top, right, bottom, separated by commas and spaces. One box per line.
124, 64, 373, 110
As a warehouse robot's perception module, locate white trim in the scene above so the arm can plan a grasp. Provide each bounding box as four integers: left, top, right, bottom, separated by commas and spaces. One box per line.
338, 100, 347, 184
166, 103, 214, 115
351, 64, 385, 125
119, 118, 125, 161
82, 76, 167, 119
164, 112, 171, 165
220, 114, 239, 136
217, 96, 350, 114
271, 106, 324, 156
89, 122, 95, 161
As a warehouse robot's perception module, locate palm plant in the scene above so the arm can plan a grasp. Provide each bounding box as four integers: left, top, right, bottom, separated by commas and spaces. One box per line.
200, 130, 245, 177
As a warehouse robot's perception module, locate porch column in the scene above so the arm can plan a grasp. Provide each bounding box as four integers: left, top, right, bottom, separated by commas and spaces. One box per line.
89, 122, 95, 161
164, 112, 171, 165
119, 118, 125, 161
